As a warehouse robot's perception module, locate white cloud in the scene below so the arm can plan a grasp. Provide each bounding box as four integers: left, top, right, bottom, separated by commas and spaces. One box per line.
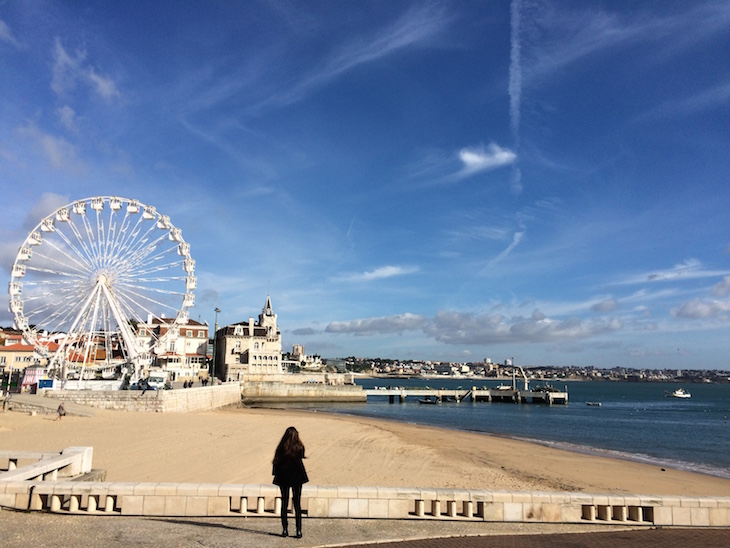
57, 105, 77, 131
325, 308, 623, 344
51, 38, 119, 100
23, 193, 71, 230
0, 18, 21, 47
671, 298, 730, 320
458, 143, 516, 176
334, 265, 419, 283
17, 123, 88, 174
591, 298, 618, 312
326, 313, 428, 335
488, 230, 525, 267
619, 259, 730, 285
712, 275, 730, 297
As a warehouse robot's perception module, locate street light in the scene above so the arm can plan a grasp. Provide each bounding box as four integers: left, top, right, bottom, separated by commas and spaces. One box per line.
211, 307, 221, 383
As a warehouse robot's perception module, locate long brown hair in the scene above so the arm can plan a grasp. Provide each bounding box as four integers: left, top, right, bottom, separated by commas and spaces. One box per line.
273, 426, 305, 464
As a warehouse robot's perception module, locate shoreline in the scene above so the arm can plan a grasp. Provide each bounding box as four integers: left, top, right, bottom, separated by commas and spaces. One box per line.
271, 404, 730, 482
2, 404, 729, 496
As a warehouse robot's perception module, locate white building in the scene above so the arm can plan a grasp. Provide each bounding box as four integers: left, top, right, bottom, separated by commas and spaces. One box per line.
135, 317, 209, 382
214, 296, 282, 381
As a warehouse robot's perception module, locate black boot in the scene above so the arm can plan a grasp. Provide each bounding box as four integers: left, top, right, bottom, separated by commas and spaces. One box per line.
295, 529, 302, 539
282, 527, 288, 537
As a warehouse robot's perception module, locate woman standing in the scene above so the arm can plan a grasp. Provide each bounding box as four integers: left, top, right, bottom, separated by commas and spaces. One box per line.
272, 426, 308, 538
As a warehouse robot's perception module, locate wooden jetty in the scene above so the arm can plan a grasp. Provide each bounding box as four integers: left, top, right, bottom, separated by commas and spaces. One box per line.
364, 385, 568, 405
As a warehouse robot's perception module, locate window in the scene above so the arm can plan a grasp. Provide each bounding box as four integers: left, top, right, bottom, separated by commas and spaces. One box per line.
254, 342, 259, 349
186, 330, 193, 337
234, 341, 241, 352
234, 326, 243, 336
198, 330, 204, 338
139, 328, 147, 336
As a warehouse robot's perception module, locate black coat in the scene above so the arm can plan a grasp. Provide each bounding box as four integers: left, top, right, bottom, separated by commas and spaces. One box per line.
273, 454, 309, 487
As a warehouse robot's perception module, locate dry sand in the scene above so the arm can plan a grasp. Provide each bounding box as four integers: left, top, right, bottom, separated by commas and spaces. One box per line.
2, 406, 729, 497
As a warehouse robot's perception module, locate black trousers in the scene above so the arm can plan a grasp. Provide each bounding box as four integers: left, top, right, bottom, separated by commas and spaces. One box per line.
278, 483, 303, 530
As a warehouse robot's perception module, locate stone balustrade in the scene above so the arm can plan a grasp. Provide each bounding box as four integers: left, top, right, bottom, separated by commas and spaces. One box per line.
1, 448, 728, 527
0, 480, 728, 526
0, 447, 93, 482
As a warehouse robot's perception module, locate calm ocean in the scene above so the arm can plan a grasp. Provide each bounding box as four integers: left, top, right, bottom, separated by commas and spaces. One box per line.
305, 378, 730, 479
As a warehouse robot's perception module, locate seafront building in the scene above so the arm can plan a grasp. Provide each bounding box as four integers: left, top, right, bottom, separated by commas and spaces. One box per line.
213, 296, 283, 381
135, 317, 209, 383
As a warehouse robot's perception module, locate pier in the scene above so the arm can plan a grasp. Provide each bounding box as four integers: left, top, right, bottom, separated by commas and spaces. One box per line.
365, 385, 568, 405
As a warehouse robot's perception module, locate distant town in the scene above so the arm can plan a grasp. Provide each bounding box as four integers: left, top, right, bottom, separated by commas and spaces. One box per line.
333, 357, 730, 384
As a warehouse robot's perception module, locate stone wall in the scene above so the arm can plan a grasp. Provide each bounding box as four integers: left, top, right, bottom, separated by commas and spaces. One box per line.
241, 381, 365, 403
45, 384, 242, 413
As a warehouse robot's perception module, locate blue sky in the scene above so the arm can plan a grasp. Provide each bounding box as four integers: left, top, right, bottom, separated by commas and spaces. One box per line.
1, 1, 729, 369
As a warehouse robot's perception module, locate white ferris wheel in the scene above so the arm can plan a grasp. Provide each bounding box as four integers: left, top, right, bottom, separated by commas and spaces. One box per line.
8, 196, 196, 384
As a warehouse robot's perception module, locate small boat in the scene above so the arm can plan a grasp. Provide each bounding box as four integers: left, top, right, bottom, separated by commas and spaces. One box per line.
586, 402, 602, 407
418, 397, 438, 404
495, 384, 513, 391
671, 388, 691, 399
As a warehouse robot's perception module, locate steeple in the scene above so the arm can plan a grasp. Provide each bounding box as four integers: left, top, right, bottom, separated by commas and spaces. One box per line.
263, 295, 274, 317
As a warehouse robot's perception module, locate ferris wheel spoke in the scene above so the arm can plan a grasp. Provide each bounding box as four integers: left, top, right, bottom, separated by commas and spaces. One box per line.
28, 249, 90, 278
124, 234, 172, 271
108, 210, 133, 266
67, 216, 98, 267
115, 284, 182, 317
45, 225, 95, 272
80, 214, 103, 270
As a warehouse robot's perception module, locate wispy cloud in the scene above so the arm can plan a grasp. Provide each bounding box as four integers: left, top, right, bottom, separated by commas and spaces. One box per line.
617, 259, 730, 285
591, 298, 618, 312
243, 4, 448, 117
51, 38, 119, 100
487, 229, 525, 267
17, 123, 88, 174
635, 80, 730, 122
0, 18, 21, 47
523, 2, 730, 85
334, 265, 419, 283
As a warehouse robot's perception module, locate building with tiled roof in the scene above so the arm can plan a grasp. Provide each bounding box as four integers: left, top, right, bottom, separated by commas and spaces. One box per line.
135, 317, 209, 382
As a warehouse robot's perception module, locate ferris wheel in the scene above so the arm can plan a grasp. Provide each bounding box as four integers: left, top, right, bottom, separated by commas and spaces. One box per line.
8, 196, 196, 384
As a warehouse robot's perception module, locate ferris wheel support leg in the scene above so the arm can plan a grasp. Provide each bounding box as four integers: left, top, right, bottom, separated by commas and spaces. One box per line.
50, 283, 104, 389
98, 282, 142, 382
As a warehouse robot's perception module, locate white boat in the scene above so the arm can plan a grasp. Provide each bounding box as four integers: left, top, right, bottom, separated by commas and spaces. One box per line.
671, 388, 691, 399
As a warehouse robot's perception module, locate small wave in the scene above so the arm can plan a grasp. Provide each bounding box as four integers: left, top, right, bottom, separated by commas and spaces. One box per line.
513, 436, 730, 480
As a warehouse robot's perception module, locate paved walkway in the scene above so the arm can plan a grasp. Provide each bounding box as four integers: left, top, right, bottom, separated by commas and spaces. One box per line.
4, 392, 97, 417
1, 510, 728, 548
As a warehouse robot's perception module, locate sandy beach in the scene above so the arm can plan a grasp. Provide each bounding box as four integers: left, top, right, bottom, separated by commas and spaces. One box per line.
2, 405, 729, 497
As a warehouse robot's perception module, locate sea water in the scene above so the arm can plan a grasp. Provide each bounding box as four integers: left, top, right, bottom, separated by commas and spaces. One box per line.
311, 378, 730, 479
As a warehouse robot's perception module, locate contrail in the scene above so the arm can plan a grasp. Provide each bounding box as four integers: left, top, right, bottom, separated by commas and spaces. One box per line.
509, 0, 523, 195
509, 0, 522, 145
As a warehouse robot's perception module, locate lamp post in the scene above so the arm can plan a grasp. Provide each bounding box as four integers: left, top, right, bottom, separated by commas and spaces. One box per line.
211, 307, 220, 383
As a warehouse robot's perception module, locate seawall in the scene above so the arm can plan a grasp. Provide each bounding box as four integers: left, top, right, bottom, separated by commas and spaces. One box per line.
242, 381, 365, 403
42, 384, 242, 413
